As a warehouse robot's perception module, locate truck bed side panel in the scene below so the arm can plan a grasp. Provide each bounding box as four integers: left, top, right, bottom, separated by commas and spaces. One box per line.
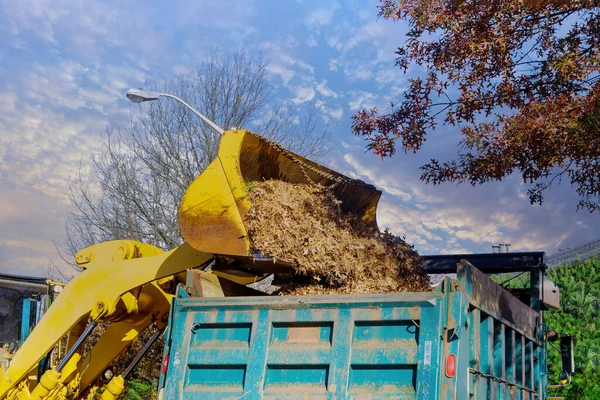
163, 294, 444, 400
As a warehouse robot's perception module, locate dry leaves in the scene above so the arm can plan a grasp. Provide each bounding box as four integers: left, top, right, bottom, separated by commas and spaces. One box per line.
246, 180, 430, 295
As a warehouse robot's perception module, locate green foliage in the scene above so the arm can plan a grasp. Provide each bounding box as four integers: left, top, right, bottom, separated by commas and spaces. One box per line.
491, 272, 530, 289
545, 258, 600, 399
491, 259, 600, 398
123, 378, 158, 400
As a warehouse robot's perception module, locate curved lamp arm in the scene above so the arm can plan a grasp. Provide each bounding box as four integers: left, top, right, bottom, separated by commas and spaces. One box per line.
126, 88, 224, 135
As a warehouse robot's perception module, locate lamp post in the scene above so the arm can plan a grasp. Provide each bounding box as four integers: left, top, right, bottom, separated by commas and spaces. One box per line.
126, 88, 224, 135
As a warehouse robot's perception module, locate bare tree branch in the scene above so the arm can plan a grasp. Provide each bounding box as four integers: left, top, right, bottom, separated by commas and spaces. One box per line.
65, 50, 329, 257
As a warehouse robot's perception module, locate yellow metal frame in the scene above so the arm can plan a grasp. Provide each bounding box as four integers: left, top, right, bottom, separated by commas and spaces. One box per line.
180, 130, 252, 256
0, 240, 213, 399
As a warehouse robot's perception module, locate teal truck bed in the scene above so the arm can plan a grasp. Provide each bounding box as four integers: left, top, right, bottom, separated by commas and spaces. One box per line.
158, 259, 547, 399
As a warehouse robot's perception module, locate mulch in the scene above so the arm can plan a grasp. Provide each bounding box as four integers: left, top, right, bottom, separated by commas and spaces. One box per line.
245, 180, 430, 295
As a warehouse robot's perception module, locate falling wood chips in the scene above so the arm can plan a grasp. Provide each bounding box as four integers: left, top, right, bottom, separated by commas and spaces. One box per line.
246, 180, 431, 295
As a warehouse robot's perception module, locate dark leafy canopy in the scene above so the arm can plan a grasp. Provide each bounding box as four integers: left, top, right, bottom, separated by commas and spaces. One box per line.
352, 0, 600, 211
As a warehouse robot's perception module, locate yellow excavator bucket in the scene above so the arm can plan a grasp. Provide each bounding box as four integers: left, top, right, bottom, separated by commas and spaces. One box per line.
179, 130, 382, 258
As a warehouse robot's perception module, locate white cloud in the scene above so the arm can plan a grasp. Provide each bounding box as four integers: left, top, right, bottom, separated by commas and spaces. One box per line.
175, 0, 257, 28
439, 246, 472, 255
345, 22, 385, 51
266, 64, 295, 85
492, 212, 521, 231
343, 153, 412, 202
376, 201, 439, 253
0, 188, 75, 277
375, 68, 399, 86
102, 65, 145, 93
296, 60, 315, 75
328, 59, 341, 71
307, 36, 318, 47
0, 0, 165, 65
0, 0, 59, 46
261, 41, 316, 87
337, 146, 600, 256
358, 7, 374, 22
342, 19, 406, 64
0, 59, 137, 278
376, 199, 507, 254
0, 238, 55, 256
0, 100, 105, 202
316, 80, 339, 98
14, 61, 144, 117
305, 2, 340, 28
348, 91, 376, 111
316, 16, 407, 92
329, 106, 343, 120
315, 100, 343, 120
290, 86, 316, 104
390, 84, 407, 97
172, 64, 192, 76
326, 36, 343, 51
23, 63, 87, 110
344, 61, 374, 81
78, 88, 118, 112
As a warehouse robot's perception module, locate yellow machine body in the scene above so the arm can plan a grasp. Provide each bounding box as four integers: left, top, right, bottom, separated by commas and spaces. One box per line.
179, 130, 382, 257
0, 241, 213, 399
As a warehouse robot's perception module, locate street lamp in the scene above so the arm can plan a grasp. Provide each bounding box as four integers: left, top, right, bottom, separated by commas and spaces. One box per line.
126, 88, 224, 135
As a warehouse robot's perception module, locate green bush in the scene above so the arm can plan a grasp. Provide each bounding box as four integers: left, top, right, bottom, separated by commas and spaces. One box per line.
123, 378, 158, 400
491, 258, 600, 398
545, 258, 600, 399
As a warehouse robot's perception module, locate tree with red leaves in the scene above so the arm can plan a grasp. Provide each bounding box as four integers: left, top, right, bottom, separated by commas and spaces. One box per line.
352, 0, 600, 211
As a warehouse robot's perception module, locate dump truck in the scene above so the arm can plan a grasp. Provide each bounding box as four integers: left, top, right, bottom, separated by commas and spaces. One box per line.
157, 254, 569, 400
0, 127, 574, 400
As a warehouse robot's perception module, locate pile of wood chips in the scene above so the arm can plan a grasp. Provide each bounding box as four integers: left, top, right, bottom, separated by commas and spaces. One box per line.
246, 180, 431, 295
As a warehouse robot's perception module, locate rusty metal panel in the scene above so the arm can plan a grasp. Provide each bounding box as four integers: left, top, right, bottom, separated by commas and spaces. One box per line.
468, 308, 480, 398
457, 261, 539, 339
494, 322, 505, 391
163, 292, 443, 399
474, 321, 537, 400
505, 328, 516, 399
525, 340, 534, 391
480, 314, 494, 399
516, 334, 525, 388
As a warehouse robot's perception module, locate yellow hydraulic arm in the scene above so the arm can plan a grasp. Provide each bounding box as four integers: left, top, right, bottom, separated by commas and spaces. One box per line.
0, 240, 213, 400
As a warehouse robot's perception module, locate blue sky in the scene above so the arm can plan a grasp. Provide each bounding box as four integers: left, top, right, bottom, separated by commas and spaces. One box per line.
1, 0, 599, 277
